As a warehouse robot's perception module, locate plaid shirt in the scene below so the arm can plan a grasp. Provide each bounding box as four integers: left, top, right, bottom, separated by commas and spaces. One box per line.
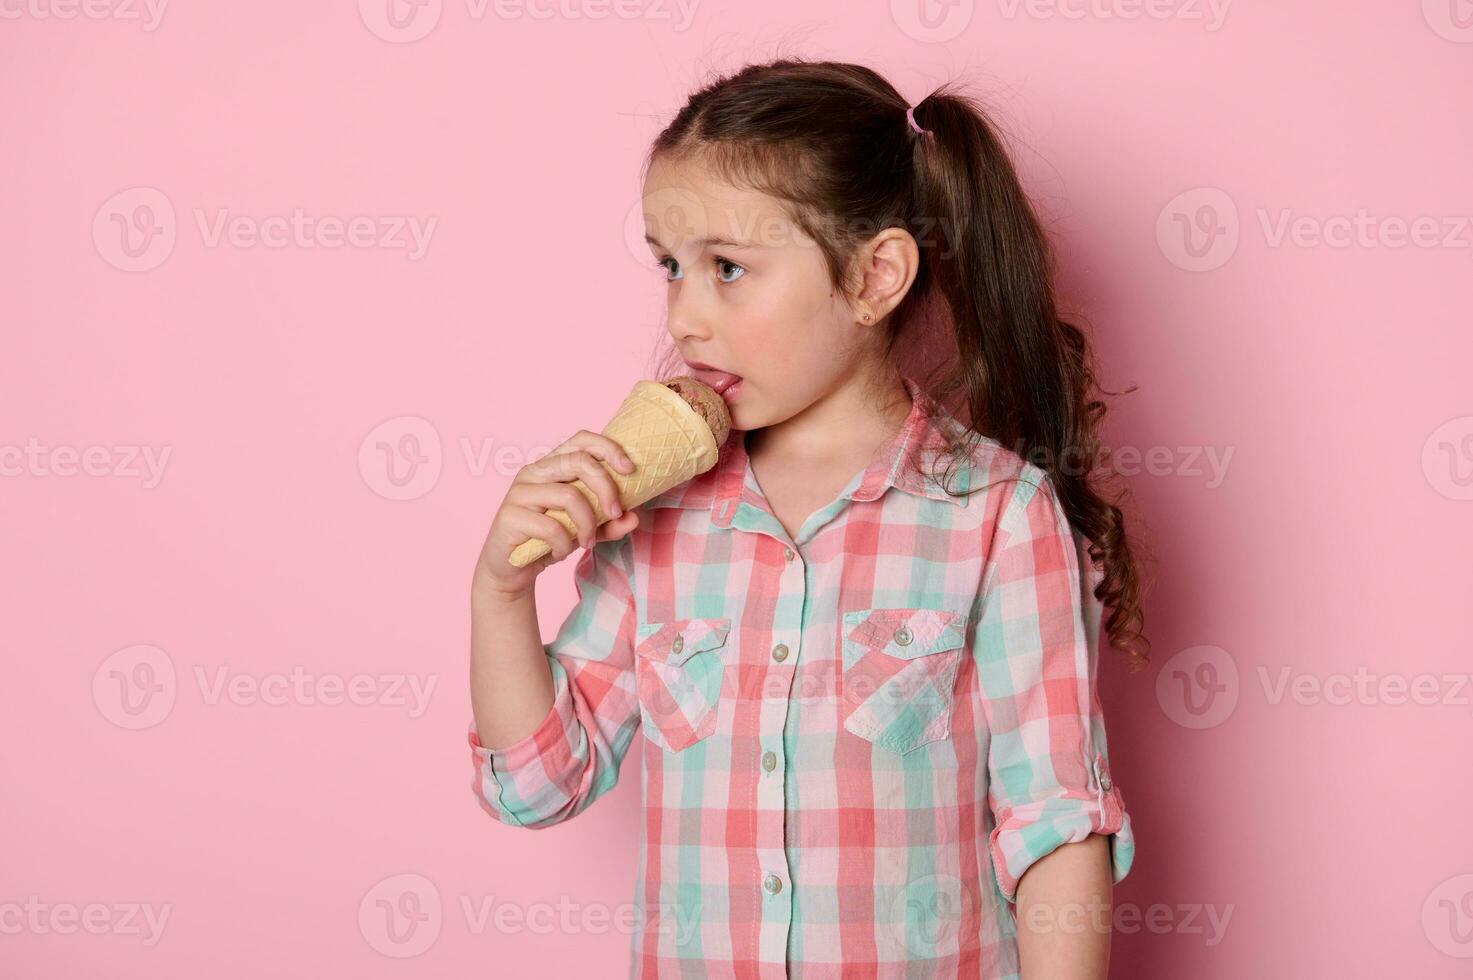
467, 376, 1134, 979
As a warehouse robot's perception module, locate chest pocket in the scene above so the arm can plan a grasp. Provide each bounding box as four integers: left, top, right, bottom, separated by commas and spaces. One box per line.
840, 607, 967, 755
634, 618, 731, 753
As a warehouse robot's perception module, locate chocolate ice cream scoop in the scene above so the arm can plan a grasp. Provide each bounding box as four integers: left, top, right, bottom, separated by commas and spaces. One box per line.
662, 375, 733, 445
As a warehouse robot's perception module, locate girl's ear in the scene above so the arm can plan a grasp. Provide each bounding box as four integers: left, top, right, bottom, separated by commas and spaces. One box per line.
852, 228, 921, 323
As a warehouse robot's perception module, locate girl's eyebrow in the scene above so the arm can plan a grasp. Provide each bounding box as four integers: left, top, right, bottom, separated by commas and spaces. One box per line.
644, 233, 762, 251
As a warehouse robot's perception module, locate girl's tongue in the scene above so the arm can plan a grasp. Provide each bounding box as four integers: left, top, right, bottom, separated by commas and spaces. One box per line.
690, 368, 743, 395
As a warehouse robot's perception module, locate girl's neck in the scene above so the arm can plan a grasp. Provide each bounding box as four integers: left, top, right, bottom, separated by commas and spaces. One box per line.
746, 369, 912, 466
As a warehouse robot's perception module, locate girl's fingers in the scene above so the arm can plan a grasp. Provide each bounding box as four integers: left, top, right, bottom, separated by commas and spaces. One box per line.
556, 430, 637, 476
523, 448, 626, 523
548, 482, 602, 549
505, 508, 579, 562
507, 481, 600, 549
595, 509, 639, 542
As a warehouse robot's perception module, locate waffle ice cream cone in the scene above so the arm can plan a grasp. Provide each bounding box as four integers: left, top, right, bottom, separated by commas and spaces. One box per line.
508, 378, 732, 568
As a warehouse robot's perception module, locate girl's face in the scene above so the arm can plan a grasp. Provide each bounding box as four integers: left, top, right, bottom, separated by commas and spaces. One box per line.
642, 154, 874, 434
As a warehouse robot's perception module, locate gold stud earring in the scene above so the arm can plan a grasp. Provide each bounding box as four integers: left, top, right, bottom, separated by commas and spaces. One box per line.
861, 312, 872, 322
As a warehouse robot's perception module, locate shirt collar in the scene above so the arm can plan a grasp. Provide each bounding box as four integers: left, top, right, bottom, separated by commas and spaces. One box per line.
644, 374, 972, 528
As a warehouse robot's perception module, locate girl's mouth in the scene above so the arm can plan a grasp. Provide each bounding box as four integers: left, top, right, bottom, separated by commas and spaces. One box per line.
689, 368, 743, 397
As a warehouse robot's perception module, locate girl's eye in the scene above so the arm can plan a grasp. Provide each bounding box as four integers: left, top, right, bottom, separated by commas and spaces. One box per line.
715, 258, 745, 283
655, 256, 745, 284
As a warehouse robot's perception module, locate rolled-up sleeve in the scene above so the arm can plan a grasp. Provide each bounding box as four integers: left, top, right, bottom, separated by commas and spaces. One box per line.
973, 473, 1135, 905
467, 534, 641, 830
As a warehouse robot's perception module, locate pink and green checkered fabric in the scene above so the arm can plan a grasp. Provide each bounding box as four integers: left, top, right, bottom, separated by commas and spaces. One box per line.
468, 376, 1134, 979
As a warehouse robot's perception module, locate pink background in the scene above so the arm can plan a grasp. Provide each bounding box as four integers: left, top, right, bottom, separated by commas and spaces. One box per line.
4, 2, 1471, 976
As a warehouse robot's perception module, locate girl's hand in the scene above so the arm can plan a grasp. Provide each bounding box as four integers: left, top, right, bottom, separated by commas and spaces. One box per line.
473, 430, 640, 601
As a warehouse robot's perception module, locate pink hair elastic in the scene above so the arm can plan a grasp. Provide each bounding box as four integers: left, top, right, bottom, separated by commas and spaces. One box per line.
906, 104, 932, 137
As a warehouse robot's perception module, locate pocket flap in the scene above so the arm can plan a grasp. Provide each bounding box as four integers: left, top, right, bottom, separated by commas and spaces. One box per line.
635, 618, 732, 667
842, 607, 966, 660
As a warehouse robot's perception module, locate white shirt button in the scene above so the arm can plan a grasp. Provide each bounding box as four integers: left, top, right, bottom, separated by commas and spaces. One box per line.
893, 626, 913, 646
772, 643, 789, 662
762, 873, 783, 895
1099, 769, 1113, 792
784, 547, 794, 562
762, 751, 777, 772
671, 635, 684, 654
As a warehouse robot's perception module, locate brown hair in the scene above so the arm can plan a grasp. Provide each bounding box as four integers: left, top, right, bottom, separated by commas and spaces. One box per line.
643, 58, 1150, 670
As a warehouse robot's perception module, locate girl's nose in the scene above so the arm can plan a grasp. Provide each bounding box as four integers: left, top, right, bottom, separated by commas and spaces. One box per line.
667, 316, 706, 344
665, 291, 711, 344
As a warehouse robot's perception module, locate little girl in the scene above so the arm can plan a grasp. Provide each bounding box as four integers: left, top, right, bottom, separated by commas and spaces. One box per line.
468, 59, 1149, 980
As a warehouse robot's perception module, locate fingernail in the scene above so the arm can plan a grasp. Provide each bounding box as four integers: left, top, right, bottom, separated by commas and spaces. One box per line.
611, 504, 622, 518
621, 455, 634, 471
